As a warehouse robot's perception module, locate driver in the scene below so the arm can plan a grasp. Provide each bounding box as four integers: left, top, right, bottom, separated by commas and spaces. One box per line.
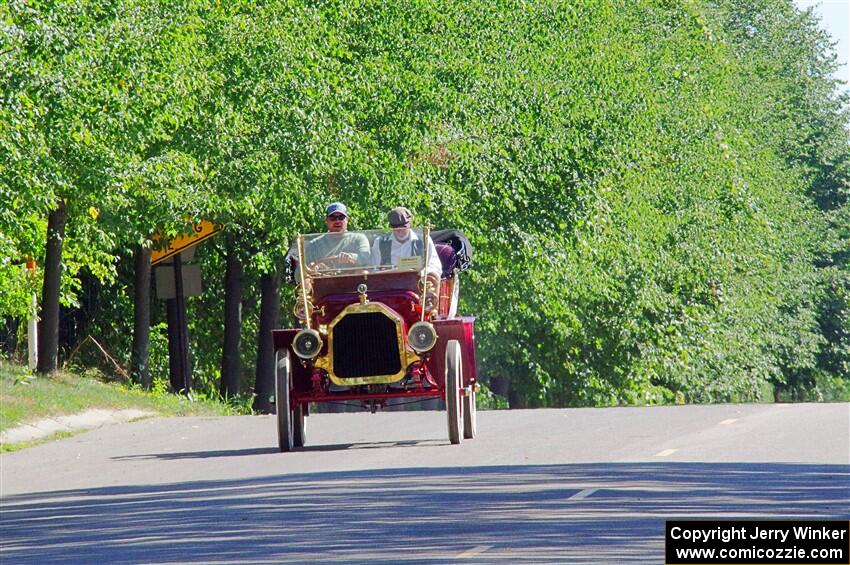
370, 207, 442, 282
305, 202, 370, 269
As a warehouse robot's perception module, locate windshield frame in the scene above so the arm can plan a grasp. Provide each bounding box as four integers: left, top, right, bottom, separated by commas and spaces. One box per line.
295, 227, 428, 280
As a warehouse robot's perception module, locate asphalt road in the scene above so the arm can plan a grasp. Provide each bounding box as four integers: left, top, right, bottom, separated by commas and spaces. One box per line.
2, 403, 848, 564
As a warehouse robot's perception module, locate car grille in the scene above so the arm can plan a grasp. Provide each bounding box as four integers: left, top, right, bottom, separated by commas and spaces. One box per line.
332, 312, 402, 379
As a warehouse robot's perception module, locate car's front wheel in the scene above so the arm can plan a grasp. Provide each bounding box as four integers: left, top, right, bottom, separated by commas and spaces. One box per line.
445, 340, 463, 445
293, 403, 306, 447
275, 351, 294, 452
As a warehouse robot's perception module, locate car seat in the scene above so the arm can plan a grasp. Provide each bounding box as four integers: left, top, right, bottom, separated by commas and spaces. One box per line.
435, 243, 458, 280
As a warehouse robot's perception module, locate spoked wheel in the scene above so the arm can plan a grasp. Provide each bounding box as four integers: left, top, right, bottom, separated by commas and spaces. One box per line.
445, 340, 463, 445
463, 384, 477, 439
293, 403, 306, 448
275, 351, 294, 452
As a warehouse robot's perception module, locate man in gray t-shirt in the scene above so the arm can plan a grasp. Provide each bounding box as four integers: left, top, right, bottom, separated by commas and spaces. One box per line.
304, 202, 370, 268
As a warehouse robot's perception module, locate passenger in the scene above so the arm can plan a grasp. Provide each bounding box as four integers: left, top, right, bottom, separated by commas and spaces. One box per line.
305, 202, 370, 269
371, 207, 442, 282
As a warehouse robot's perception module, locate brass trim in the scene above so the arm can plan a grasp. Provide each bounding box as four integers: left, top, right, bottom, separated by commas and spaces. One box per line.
296, 235, 312, 330
420, 225, 431, 322
293, 281, 323, 321
293, 295, 313, 320
315, 302, 420, 385
293, 294, 322, 320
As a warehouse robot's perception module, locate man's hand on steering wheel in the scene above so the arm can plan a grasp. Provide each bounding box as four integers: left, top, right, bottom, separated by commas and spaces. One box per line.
309, 253, 355, 271
337, 251, 356, 266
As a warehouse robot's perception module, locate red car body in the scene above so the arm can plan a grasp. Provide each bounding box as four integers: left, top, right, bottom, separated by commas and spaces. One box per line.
272, 228, 477, 451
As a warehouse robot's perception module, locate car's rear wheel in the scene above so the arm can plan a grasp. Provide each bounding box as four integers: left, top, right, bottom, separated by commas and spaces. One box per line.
463, 385, 477, 439
275, 351, 294, 452
446, 340, 463, 445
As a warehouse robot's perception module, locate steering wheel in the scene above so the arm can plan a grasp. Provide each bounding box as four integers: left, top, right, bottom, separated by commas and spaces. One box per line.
308, 255, 374, 277
308, 254, 342, 271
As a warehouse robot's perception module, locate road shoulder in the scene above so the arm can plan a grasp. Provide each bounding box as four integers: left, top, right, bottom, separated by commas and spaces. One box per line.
0, 409, 155, 448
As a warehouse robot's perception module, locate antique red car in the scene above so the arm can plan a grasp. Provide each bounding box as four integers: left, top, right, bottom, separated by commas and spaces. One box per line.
272, 227, 477, 451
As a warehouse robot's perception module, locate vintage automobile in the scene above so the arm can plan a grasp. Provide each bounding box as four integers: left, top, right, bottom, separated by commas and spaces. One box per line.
272, 227, 477, 451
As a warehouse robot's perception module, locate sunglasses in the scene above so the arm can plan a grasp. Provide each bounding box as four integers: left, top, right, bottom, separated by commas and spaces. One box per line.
327, 214, 347, 221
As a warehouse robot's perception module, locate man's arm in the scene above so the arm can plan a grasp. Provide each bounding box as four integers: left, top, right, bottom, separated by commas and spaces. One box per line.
351, 233, 371, 266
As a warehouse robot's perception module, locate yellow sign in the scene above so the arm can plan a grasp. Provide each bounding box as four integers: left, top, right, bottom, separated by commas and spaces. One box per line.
151, 220, 221, 265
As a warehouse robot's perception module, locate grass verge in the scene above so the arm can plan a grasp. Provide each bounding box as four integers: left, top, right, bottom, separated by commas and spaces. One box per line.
1, 360, 236, 451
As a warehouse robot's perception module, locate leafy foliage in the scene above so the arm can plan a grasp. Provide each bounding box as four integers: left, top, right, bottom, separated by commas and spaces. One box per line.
1, 0, 847, 405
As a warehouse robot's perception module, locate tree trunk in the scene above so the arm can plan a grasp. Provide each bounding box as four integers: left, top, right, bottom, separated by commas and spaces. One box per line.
508, 383, 528, 409
131, 245, 152, 388
37, 199, 68, 374
220, 247, 243, 397
252, 270, 279, 414
166, 253, 192, 393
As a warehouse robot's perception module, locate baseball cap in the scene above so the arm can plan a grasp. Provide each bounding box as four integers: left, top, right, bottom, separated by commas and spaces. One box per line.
326, 202, 348, 217
388, 207, 413, 228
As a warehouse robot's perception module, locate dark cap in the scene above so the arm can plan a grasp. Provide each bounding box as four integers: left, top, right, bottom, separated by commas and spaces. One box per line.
326, 202, 348, 217
388, 207, 413, 228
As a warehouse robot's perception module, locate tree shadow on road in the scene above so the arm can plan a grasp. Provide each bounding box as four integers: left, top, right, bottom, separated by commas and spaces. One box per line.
2, 462, 848, 564
111, 439, 446, 459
